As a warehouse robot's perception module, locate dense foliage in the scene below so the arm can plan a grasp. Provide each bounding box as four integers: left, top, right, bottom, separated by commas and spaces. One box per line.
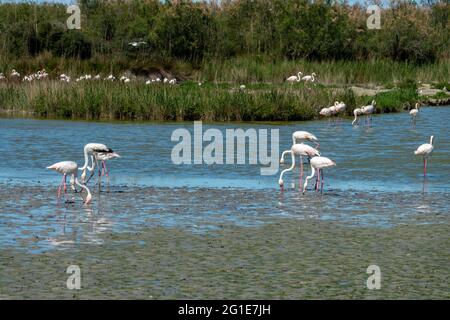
0, 0, 448, 73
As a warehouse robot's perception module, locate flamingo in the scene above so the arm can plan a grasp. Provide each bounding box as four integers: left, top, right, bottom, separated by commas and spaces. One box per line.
303, 156, 336, 194
239, 84, 246, 91
279, 143, 320, 189
319, 107, 331, 117
410, 103, 419, 123
286, 72, 302, 82
414, 135, 434, 177
361, 100, 376, 124
292, 131, 319, 148
80, 143, 116, 190
10, 69, 20, 78
169, 78, 177, 85
352, 107, 363, 125
85, 151, 121, 186
280, 130, 319, 163
302, 73, 316, 82
335, 101, 346, 114
47, 161, 92, 204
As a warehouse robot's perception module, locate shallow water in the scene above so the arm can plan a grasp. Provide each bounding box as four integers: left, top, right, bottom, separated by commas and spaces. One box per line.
0, 107, 449, 298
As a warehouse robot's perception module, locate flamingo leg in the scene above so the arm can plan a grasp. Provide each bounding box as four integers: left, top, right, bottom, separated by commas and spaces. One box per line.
424, 157, 427, 177
315, 169, 320, 192
103, 161, 110, 185
321, 170, 324, 194
57, 174, 65, 199
63, 174, 67, 194
299, 155, 303, 187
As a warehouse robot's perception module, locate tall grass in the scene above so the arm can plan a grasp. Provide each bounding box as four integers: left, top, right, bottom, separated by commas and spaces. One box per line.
0, 79, 418, 121
200, 57, 450, 86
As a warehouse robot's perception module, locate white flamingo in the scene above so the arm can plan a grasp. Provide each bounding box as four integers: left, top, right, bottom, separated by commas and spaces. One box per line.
280, 130, 319, 164
286, 72, 302, 82
86, 151, 121, 186
47, 161, 92, 204
361, 100, 376, 124
303, 156, 336, 194
279, 143, 320, 189
80, 143, 116, 191
414, 135, 434, 177
352, 107, 363, 125
10, 69, 20, 79
335, 101, 346, 114
302, 73, 316, 82
410, 103, 419, 123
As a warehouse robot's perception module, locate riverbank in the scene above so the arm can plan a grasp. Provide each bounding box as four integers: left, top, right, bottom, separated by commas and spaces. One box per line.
2, 79, 447, 121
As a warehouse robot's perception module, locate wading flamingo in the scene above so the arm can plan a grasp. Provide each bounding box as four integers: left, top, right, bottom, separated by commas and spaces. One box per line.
286, 72, 302, 82
414, 135, 434, 177
361, 100, 376, 124
302, 73, 316, 82
352, 107, 363, 126
280, 131, 320, 164
303, 156, 336, 194
410, 103, 419, 123
279, 143, 321, 189
80, 143, 116, 189
85, 151, 121, 186
47, 161, 92, 204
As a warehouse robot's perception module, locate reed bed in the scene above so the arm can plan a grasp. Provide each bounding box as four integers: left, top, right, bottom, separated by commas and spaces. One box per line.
0, 79, 419, 121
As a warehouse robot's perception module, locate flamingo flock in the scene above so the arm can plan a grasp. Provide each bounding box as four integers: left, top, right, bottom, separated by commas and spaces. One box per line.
279, 130, 336, 194
279, 100, 435, 193
47, 143, 120, 204
0, 69, 179, 85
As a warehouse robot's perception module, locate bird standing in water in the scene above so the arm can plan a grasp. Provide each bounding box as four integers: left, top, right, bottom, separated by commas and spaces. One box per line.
414, 135, 434, 177
47, 161, 92, 204
303, 156, 336, 194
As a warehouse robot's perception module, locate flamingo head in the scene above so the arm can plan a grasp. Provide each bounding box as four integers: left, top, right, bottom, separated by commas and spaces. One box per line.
111, 152, 121, 158
278, 178, 284, 187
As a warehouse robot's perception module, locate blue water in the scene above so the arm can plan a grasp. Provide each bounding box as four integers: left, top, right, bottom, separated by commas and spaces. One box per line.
1, 106, 449, 192
0, 106, 449, 253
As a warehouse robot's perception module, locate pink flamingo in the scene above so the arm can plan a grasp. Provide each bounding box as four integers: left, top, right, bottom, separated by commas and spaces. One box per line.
302, 156, 336, 194
278, 144, 321, 190
47, 161, 92, 204
414, 135, 434, 177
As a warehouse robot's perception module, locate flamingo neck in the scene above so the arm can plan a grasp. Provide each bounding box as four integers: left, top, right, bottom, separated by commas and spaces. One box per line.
280, 150, 291, 163
303, 164, 316, 192
80, 146, 90, 170
75, 177, 91, 199
280, 152, 295, 182
430, 136, 434, 145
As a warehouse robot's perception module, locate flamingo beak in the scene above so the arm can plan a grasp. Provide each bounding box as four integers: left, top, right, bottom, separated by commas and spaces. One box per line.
112, 152, 121, 158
